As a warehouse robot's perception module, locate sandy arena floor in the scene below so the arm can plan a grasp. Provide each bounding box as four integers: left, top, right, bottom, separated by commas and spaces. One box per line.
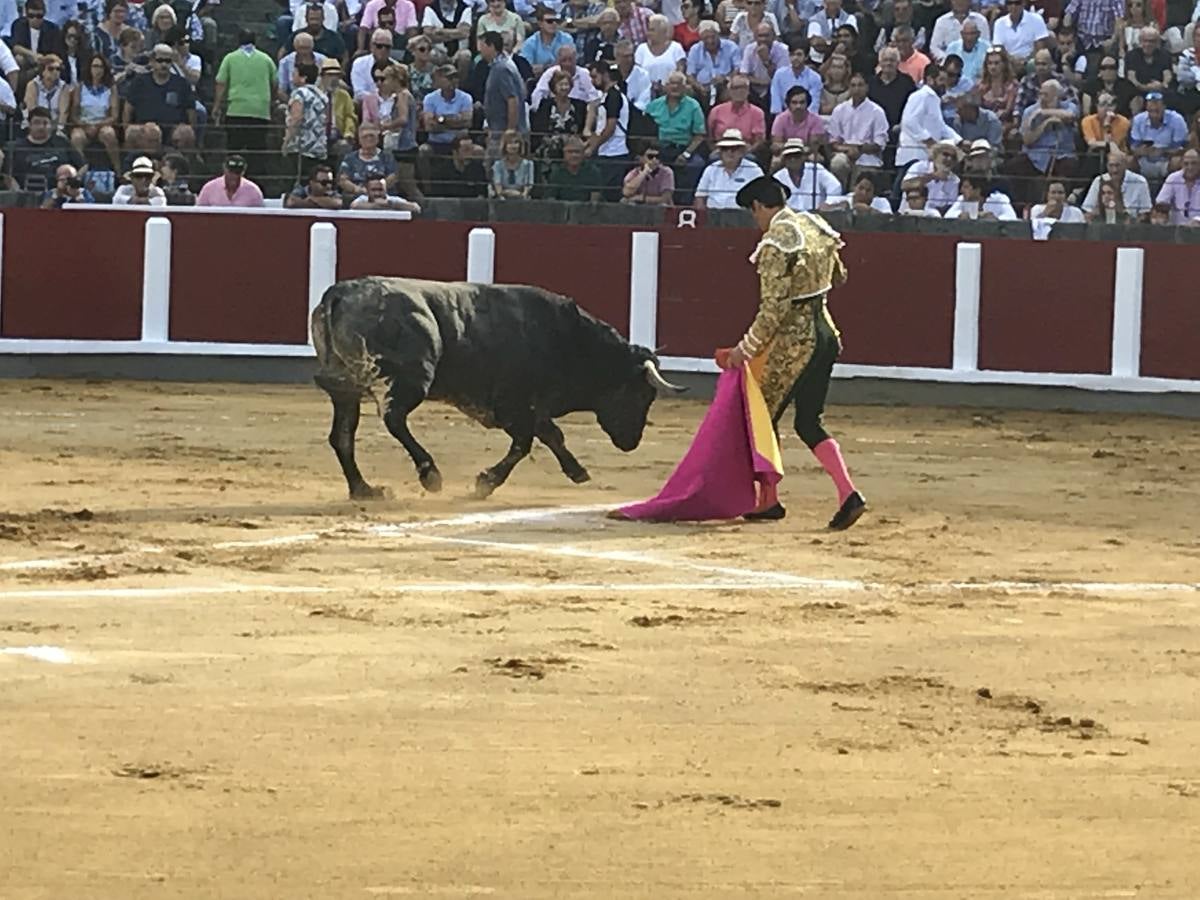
1, 379, 1199, 899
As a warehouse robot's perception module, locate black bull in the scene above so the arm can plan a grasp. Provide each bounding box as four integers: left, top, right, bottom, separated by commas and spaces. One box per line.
311, 276, 685, 499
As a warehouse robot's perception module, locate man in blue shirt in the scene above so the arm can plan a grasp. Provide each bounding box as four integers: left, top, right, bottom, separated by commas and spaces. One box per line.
519, 8, 573, 77
1014, 78, 1077, 206
770, 37, 822, 115
686, 21, 740, 104
421, 64, 474, 152
1130, 91, 1188, 189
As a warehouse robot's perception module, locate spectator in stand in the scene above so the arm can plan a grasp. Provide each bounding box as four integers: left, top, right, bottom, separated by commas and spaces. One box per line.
1081, 149, 1153, 216
1013, 78, 1078, 205
196, 154, 264, 206
92, 0, 130, 65
614, 38, 653, 110
1116, 0, 1154, 58
622, 140, 676, 203
1125, 28, 1174, 100
963, 136, 1016, 195
530, 68, 589, 161
897, 62, 961, 168
357, 0, 419, 55
480, 30, 529, 160
732, 0, 779, 53
1017, 47, 1080, 111
0, 71, 16, 130
585, 58, 631, 197
10, 1, 61, 73
164, 26, 200, 87
805, 0, 849, 63
991, 0, 1050, 63
694, 127, 763, 208
54, 20, 91, 87
294, 2, 347, 63
490, 129, 535, 198
1028, 178, 1086, 221
0, 32, 16, 94
740, 22, 788, 113
826, 171, 894, 212
686, 20, 739, 105
476, 0, 526, 43
23, 54, 69, 129
214, 31, 277, 174
827, 71, 889, 187
978, 46, 1018, 135
1091, 175, 1134, 220
929, 0, 991, 62
351, 28, 394, 99
406, 34, 436, 103
277, 32, 325, 101
122, 43, 196, 154
1148, 200, 1172, 224
144, 3, 177, 47
544, 136, 602, 200
67, 52, 120, 173
1053, 26, 1088, 91
421, 0, 472, 61
869, 46, 917, 162
283, 61, 329, 182
529, 43, 601, 107
708, 72, 767, 158
901, 182, 941, 214
351, 174, 422, 210
111, 26, 147, 90
769, 37, 821, 115
338, 121, 398, 195
562, 0, 605, 56
158, 152, 193, 204
319, 58, 357, 153
1062, 0, 1125, 65
819, 50, 852, 114
774, 138, 842, 210
875, 0, 928, 55
674, 0, 705, 50
894, 25, 932, 83
369, 6, 407, 61
421, 63, 473, 156
945, 19, 988, 82
940, 53, 975, 111
111, 154, 165, 203
366, 63, 420, 203
1081, 89, 1130, 150
645, 69, 708, 189
520, 6, 574, 78
1130, 90, 1188, 186
944, 172, 1018, 217
429, 133, 488, 196
1177, 28, 1199, 118
770, 84, 827, 162
830, 24, 876, 79
949, 94, 1004, 145
40, 163, 95, 207
1083, 54, 1136, 115
900, 139, 961, 211
285, 163, 343, 208
637, 14, 686, 85
582, 8, 619, 68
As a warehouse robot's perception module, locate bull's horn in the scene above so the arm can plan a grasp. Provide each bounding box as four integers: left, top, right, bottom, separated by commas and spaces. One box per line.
643, 360, 687, 393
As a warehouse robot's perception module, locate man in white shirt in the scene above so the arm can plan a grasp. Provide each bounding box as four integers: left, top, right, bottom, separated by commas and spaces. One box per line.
773, 137, 842, 210
901, 139, 961, 211
825, 172, 893, 213
695, 128, 764, 209
991, 0, 1050, 64
928, 0, 990, 62
943, 173, 1018, 219
1080, 149, 1154, 218
528, 44, 601, 107
896, 61, 961, 167
806, 0, 852, 64
900, 182, 941, 215
827, 71, 889, 188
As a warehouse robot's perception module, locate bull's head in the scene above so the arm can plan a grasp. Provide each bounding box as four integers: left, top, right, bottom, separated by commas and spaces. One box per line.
596, 350, 686, 452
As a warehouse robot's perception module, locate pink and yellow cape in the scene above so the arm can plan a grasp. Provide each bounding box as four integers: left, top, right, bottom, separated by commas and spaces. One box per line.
613, 365, 784, 522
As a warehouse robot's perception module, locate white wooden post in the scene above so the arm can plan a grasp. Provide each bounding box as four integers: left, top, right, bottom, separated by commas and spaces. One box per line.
952, 242, 982, 372
308, 222, 338, 326
466, 227, 495, 284
628, 231, 660, 349
141, 216, 172, 343
1111, 246, 1145, 379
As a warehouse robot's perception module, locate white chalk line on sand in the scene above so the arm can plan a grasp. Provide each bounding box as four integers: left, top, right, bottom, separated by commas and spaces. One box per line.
1, 645, 73, 664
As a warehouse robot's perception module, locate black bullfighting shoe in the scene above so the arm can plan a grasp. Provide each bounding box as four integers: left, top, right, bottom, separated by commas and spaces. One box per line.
828, 491, 866, 531
744, 503, 787, 522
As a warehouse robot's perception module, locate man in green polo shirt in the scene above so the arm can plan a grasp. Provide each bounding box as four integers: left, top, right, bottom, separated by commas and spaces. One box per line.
214, 29, 278, 176
544, 138, 603, 202
644, 70, 708, 201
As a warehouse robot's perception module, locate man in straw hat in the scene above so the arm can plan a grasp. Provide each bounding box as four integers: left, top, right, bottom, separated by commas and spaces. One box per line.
714, 175, 866, 529
694, 127, 763, 209
112, 155, 167, 206
318, 57, 358, 155
774, 137, 842, 210
899, 135, 961, 212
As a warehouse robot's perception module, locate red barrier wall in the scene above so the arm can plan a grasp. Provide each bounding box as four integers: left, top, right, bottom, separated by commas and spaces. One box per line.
1140, 243, 1200, 381
337, 220, 472, 282
1, 210, 144, 340
978, 240, 1114, 375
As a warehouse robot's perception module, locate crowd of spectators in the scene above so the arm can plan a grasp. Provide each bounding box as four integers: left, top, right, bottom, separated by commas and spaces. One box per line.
2, 0, 1198, 224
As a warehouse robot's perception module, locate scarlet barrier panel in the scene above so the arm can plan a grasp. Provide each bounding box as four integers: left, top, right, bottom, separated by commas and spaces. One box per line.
0, 206, 1196, 394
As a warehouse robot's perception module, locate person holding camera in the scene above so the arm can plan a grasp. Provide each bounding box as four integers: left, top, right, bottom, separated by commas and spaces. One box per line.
40, 163, 96, 207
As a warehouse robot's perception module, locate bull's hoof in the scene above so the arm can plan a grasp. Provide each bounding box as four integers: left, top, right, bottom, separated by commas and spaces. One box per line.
350, 483, 387, 501
418, 465, 443, 493
566, 467, 591, 484
473, 473, 497, 500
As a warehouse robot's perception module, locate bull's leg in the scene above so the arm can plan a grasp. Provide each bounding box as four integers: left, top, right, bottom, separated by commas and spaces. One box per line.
535, 420, 590, 484
327, 393, 384, 500
475, 420, 535, 500
382, 390, 442, 493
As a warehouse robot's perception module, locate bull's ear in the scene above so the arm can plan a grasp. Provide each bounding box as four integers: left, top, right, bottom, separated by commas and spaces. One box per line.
642, 360, 687, 393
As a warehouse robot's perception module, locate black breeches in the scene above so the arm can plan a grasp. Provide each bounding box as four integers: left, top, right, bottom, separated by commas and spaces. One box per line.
781, 315, 840, 450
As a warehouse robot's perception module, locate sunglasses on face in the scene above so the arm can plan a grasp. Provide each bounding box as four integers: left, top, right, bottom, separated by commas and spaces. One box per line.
28, 11, 45, 18
645, 152, 659, 159
374, 42, 393, 49
315, 178, 334, 186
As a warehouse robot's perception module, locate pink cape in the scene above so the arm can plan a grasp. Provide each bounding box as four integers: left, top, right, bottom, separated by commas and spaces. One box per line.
615, 366, 784, 522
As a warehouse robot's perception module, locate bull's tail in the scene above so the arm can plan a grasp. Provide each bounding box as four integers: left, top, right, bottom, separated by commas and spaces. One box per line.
311, 284, 383, 416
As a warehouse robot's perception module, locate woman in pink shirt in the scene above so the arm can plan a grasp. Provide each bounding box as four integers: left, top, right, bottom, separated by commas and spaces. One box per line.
195, 155, 266, 207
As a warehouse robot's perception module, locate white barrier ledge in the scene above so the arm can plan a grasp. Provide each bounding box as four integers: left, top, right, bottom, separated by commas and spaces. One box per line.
62, 205, 413, 220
